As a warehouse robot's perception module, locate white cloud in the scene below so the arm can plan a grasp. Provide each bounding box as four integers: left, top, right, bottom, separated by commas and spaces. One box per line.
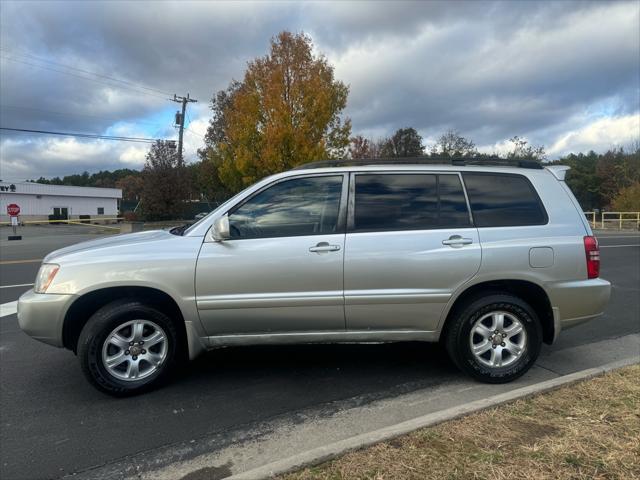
477, 138, 516, 157
118, 145, 148, 165
0, 0, 638, 178
0, 136, 152, 180
547, 113, 640, 156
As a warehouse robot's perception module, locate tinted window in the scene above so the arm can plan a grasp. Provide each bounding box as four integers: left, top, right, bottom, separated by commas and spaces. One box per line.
353, 174, 470, 232
439, 175, 471, 227
229, 176, 343, 239
462, 173, 547, 227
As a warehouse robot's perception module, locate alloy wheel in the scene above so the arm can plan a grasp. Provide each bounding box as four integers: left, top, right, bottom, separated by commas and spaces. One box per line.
101, 320, 168, 381
469, 310, 527, 368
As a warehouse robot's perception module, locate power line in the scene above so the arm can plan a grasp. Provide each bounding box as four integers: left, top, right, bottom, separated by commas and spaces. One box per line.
1, 55, 169, 101
184, 127, 204, 138
0, 104, 166, 128
0, 47, 173, 97
183, 110, 206, 137
0, 127, 160, 144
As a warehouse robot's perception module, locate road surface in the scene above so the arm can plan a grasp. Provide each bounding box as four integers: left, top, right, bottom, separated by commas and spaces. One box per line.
0, 227, 638, 479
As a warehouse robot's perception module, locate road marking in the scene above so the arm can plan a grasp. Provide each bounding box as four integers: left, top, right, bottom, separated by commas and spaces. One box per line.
0, 301, 17, 318
597, 236, 640, 239
0, 259, 42, 265
600, 244, 640, 248
0, 283, 34, 289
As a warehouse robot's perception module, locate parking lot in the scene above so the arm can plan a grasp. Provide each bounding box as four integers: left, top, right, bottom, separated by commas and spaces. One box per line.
1, 226, 639, 479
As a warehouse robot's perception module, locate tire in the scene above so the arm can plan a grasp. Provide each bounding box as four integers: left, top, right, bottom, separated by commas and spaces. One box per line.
77, 299, 179, 396
445, 293, 542, 384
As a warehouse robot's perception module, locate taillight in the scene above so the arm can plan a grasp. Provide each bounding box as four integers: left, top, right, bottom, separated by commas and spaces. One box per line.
584, 236, 600, 279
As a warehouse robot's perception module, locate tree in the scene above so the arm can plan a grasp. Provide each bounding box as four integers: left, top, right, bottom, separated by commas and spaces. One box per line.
202, 31, 351, 191
199, 80, 242, 159
431, 130, 477, 157
611, 182, 640, 211
557, 152, 602, 210
506, 136, 546, 162
349, 135, 373, 159
198, 82, 241, 198
34, 168, 141, 188
115, 174, 143, 201
379, 128, 424, 157
595, 148, 640, 207
187, 160, 232, 204
549, 146, 639, 209
140, 141, 190, 220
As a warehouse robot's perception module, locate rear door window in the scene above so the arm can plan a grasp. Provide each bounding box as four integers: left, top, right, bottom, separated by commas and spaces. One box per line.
439, 174, 472, 228
462, 173, 548, 227
352, 174, 471, 232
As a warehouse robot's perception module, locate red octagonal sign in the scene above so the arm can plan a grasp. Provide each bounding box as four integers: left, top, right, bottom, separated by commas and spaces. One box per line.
7, 204, 20, 216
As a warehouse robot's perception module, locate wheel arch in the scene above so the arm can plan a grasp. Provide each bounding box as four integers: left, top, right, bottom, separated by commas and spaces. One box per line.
62, 286, 189, 358
440, 279, 555, 345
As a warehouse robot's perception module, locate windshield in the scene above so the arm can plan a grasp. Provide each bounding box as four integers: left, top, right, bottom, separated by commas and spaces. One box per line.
183, 182, 267, 236
182, 213, 214, 235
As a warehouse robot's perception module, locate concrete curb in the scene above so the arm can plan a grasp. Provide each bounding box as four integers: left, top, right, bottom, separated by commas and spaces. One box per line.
228, 356, 639, 480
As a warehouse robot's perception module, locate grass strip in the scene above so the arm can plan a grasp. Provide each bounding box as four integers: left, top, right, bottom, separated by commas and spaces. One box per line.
282, 364, 640, 480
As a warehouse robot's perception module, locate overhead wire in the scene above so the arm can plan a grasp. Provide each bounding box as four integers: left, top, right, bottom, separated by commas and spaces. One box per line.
0, 127, 159, 143
0, 48, 203, 146
0, 47, 174, 97
183, 111, 206, 138
0, 104, 166, 128
1, 54, 169, 100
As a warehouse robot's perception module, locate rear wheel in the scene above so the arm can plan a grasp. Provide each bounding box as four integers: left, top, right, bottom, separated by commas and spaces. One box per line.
78, 299, 179, 396
445, 294, 542, 383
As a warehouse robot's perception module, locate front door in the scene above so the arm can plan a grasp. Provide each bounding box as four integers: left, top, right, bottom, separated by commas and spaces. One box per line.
196, 174, 348, 335
344, 172, 481, 331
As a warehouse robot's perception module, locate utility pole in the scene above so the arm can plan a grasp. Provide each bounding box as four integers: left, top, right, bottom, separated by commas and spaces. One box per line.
171, 93, 197, 165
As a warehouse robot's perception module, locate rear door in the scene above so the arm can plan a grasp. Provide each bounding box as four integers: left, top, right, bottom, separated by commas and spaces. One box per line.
344, 172, 481, 331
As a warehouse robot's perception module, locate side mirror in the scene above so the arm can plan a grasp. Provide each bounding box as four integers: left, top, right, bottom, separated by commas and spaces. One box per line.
210, 214, 231, 242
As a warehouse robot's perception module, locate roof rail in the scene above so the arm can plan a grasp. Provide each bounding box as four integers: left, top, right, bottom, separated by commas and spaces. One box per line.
292, 156, 544, 170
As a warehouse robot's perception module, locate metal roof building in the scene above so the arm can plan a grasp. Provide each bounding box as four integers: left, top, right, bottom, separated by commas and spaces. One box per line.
1, 181, 122, 222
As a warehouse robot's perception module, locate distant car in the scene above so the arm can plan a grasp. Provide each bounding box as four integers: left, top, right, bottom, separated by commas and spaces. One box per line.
194, 212, 209, 220
18, 160, 611, 395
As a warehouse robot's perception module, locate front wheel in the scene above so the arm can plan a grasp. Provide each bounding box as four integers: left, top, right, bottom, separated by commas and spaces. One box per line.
445, 294, 542, 383
77, 300, 179, 396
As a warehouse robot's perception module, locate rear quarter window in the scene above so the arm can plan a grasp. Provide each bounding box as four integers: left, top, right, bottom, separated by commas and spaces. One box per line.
462, 173, 548, 227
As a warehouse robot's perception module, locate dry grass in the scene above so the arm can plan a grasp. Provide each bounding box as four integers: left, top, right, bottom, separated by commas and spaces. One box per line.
282, 365, 640, 480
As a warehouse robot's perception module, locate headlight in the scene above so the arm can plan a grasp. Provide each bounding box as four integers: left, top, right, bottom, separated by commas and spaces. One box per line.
34, 264, 60, 293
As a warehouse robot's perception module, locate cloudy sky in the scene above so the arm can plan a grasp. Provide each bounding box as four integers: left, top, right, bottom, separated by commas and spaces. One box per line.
0, 0, 638, 181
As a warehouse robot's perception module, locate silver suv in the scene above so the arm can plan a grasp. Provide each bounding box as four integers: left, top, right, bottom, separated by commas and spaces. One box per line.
18, 161, 611, 395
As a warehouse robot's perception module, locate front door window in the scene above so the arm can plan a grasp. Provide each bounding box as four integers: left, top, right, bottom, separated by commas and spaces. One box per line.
228, 175, 343, 239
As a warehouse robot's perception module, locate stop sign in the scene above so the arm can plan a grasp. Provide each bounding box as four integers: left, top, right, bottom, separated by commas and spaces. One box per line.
6, 204, 20, 216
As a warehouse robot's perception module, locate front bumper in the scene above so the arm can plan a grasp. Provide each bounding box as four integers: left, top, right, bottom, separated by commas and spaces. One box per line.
17, 289, 76, 348
547, 278, 612, 342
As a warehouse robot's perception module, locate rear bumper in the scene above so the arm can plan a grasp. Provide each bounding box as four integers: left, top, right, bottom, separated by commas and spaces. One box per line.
547, 278, 611, 342
17, 289, 76, 348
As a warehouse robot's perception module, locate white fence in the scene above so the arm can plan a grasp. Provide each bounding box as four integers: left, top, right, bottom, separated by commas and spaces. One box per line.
584, 211, 640, 230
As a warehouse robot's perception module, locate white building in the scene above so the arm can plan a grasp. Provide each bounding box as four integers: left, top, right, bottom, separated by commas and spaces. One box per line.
0, 181, 122, 222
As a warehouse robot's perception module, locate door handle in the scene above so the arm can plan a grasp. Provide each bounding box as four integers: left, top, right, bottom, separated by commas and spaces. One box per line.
442, 235, 473, 247
309, 242, 341, 253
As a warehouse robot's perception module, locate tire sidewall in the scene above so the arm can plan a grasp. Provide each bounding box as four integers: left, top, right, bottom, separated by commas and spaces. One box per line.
453, 295, 542, 383
79, 301, 177, 395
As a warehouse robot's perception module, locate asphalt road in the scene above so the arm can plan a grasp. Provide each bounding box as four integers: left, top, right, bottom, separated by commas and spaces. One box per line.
0, 227, 638, 480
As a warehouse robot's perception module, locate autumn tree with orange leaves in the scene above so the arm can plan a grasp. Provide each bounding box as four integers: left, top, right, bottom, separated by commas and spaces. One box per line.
200, 31, 351, 191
